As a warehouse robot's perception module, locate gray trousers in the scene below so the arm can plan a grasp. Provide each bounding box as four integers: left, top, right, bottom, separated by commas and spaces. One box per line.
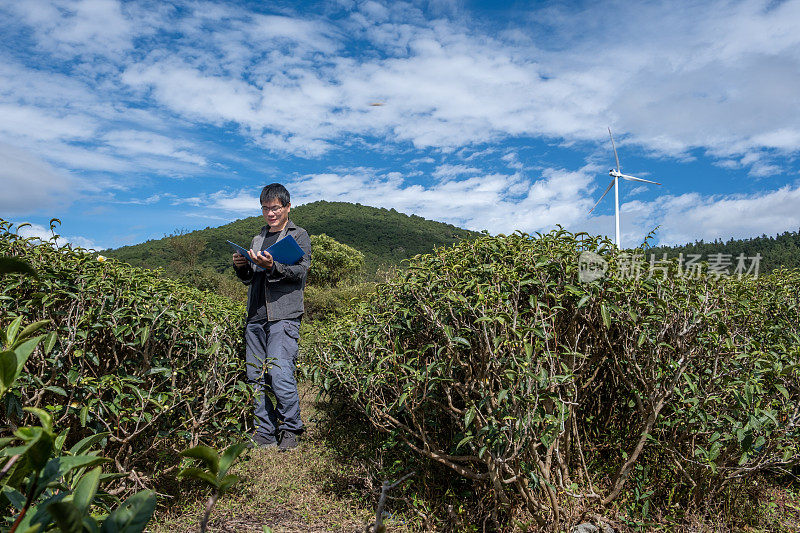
245, 318, 303, 436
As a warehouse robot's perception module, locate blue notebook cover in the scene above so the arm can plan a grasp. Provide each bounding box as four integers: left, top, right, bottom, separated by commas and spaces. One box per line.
266, 235, 305, 265
227, 235, 305, 266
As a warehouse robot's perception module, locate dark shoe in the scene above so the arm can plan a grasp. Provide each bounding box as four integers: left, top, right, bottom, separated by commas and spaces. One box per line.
278, 431, 299, 452
248, 433, 277, 449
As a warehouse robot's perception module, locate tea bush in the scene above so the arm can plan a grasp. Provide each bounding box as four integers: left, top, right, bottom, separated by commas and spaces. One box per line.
0, 220, 249, 481
303, 282, 376, 323
1, 257, 160, 532
309, 229, 800, 529
308, 233, 365, 288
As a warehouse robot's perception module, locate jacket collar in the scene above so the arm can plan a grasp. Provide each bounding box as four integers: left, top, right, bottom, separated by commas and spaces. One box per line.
261, 219, 297, 235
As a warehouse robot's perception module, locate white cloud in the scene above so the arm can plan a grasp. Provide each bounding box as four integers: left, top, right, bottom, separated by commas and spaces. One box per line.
172, 165, 595, 235
14, 221, 99, 250
501, 151, 524, 170
627, 185, 648, 197
118, 193, 175, 205
286, 165, 595, 234
0, 58, 212, 180
432, 164, 481, 179
0, 143, 79, 215
0, 104, 97, 141
101, 0, 796, 173
102, 130, 208, 166
619, 185, 800, 247
6, 0, 800, 167
173, 189, 260, 214
8, 0, 134, 58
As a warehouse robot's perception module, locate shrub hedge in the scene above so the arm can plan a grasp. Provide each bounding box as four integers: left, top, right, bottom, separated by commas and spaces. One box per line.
309, 229, 800, 529
0, 220, 249, 480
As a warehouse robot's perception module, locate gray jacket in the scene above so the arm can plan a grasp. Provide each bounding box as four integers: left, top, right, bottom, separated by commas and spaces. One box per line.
234, 220, 311, 321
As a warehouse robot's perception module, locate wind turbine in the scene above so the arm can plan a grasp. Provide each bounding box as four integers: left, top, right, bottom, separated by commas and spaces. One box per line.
589, 128, 661, 248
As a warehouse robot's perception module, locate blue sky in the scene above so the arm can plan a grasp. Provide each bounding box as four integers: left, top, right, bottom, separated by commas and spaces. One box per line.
2, 0, 800, 250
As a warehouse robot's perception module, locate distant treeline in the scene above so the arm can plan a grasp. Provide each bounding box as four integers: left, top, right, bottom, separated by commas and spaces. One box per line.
105, 200, 480, 278
648, 229, 800, 273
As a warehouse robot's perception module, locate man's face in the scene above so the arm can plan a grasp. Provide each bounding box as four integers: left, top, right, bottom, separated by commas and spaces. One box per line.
261, 198, 290, 230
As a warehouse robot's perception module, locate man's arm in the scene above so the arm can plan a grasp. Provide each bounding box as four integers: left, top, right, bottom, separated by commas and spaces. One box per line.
268, 229, 311, 283
233, 257, 254, 284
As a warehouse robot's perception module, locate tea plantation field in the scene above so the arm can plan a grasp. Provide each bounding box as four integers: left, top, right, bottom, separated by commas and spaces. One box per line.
2, 220, 799, 532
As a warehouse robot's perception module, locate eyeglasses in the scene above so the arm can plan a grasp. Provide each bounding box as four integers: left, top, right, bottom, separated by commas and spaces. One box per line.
261, 205, 285, 214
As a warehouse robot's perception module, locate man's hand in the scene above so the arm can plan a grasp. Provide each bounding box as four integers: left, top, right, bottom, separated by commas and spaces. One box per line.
248, 249, 274, 270
232, 252, 249, 268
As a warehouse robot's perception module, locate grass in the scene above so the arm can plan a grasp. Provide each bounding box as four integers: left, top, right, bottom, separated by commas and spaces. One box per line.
148, 383, 423, 533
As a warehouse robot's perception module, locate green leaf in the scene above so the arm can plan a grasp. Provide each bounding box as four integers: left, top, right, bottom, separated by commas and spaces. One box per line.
455, 435, 474, 450
18, 321, 51, 342
176, 467, 218, 487
24, 407, 54, 434
15, 335, 45, 362
54, 428, 69, 453
45, 385, 67, 397
5, 427, 54, 471
218, 443, 248, 479
398, 392, 408, 406
1, 335, 46, 397
478, 445, 488, 459
1, 486, 26, 510
464, 406, 476, 429
0, 349, 18, 397
43, 332, 58, 355
69, 432, 110, 455
451, 336, 470, 347
48, 501, 84, 533
100, 490, 156, 533
138, 326, 149, 347
6, 316, 23, 346
179, 445, 219, 475
217, 473, 240, 493
601, 304, 611, 329
37, 456, 111, 494
72, 466, 102, 514
637, 332, 647, 347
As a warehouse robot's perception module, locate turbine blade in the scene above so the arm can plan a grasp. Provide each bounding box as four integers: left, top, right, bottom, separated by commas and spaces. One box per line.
620, 174, 661, 185
589, 179, 615, 214
609, 127, 621, 173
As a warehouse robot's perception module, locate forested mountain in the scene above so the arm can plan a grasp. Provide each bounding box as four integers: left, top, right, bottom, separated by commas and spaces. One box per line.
104, 201, 479, 277
647, 229, 800, 273
106, 200, 800, 279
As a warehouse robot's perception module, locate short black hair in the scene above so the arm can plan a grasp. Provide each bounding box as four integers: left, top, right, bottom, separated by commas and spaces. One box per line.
260, 183, 290, 206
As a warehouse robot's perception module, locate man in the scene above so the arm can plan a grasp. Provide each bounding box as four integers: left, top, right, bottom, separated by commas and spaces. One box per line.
232, 183, 311, 451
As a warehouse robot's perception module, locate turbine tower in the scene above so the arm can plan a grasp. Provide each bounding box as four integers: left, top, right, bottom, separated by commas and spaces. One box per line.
590, 128, 661, 248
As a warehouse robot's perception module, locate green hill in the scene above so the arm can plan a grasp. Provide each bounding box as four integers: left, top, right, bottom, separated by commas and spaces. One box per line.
105, 201, 480, 277
647, 229, 800, 273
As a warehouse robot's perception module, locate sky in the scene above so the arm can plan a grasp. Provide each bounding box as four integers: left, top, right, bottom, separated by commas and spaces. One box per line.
1, 0, 799, 251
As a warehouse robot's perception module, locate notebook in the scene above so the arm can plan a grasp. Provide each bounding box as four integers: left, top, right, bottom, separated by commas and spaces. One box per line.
227, 235, 305, 266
